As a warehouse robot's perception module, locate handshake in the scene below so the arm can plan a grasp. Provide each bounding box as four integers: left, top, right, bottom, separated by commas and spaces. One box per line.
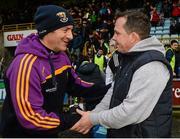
59, 105, 82, 131
59, 104, 93, 135
69, 104, 82, 115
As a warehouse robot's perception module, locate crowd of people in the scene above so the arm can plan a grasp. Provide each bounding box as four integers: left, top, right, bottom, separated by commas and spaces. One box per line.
0, 0, 179, 71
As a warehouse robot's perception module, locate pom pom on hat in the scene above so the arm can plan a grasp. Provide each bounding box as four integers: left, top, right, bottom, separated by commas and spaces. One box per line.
34, 5, 74, 38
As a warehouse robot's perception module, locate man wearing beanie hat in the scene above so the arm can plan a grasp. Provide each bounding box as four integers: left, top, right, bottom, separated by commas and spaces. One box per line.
0, 5, 110, 137
34, 5, 74, 39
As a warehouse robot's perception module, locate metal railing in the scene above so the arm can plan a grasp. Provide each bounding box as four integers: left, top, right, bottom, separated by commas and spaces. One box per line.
2, 23, 35, 32
2, 18, 82, 32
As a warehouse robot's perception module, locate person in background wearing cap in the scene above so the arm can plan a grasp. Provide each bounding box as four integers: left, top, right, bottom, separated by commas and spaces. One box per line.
0, 5, 109, 137
70, 10, 173, 138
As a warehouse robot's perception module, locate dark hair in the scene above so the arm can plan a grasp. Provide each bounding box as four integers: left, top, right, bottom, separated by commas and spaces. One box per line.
171, 39, 178, 45
115, 9, 151, 40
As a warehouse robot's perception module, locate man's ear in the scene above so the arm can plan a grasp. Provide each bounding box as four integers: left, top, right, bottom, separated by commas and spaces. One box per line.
129, 32, 140, 44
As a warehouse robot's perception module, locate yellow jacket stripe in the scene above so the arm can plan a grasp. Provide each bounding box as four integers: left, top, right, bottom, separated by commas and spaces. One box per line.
16, 54, 60, 129
46, 65, 72, 80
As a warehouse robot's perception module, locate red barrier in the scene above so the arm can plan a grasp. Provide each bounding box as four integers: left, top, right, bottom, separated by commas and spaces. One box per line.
173, 79, 180, 107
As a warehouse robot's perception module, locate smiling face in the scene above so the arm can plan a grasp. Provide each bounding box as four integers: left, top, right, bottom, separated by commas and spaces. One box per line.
42, 25, 73, 52
112, 10, 150, 53
171, 42, 179, 51
112, 17, 134, 53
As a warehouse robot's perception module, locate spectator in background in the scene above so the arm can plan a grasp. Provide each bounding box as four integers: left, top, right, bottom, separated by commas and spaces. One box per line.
98, 37, 109, 56
70, 9, 173, 138
143, 1, 152, 18
162, 0, 172, 18
0, 5, 109, 137
82, 40, 96, 62
150, 7, 160, 27
166, 39, 179, 76
69, 28, 83, 63
93, 48, 107, 79
99, 20, 109, 39
89, 10, 97, 28
99, 2, 108, 20
171, 1, 180, 21
170, 18, 180, 34
170, 19, 178, 34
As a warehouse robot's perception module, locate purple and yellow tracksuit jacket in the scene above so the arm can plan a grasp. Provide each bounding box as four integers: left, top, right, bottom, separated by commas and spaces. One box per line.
0, 34, 107, 137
